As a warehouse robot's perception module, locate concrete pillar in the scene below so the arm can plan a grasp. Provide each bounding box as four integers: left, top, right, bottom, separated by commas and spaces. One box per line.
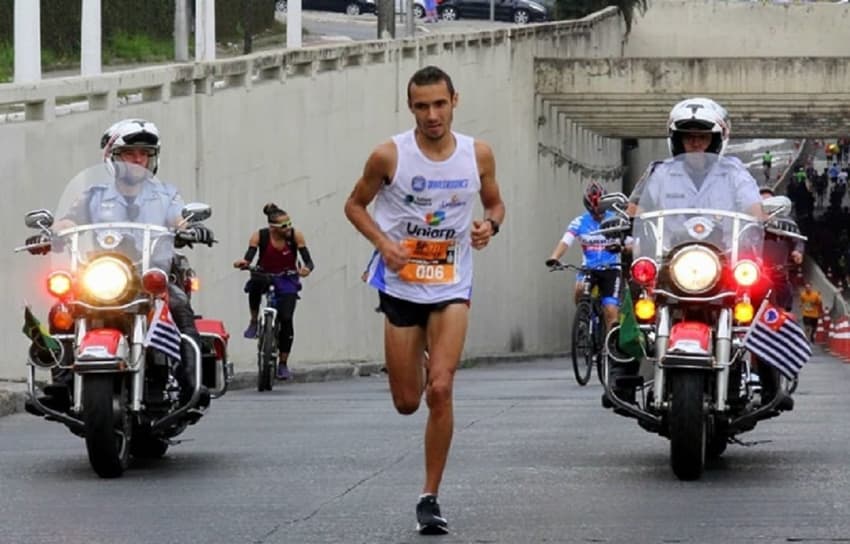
175, 0, 190, 62
81, 0, 102, 76
13, 0, 41, 83
287, 0, 303, 49
195, 0, 216, 62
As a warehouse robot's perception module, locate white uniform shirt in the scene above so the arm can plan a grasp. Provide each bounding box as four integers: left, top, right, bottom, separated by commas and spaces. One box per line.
635, 155, 761, 213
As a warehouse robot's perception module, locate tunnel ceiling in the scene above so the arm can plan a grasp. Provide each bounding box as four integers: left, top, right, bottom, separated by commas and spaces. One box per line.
535, 58, 850, 139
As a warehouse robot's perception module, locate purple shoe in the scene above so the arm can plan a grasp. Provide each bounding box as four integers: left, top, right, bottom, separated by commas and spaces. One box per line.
243, 321, 258, 339
276, 363, 291, 380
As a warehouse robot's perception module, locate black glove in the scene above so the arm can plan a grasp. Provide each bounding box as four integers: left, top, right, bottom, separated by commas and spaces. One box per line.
545, 258, 560, 268
605, 242, 623, 254
176, 225, 215, 248
191, 225, 215, 245
25, 234, 51, 255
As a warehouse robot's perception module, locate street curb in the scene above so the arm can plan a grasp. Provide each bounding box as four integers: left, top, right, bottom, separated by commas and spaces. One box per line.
0, 384, 27, 418
227, 350, 568, 389
0, 351, 567, 417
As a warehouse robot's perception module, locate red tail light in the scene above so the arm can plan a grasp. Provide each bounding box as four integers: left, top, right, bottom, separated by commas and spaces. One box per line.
733, 260, 759, 287
47, 271, 73, 298
631, 258, 657, 286
142, 268, 169, 296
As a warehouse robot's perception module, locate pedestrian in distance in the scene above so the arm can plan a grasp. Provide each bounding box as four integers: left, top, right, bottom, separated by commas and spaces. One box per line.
344, 65, 505, 535
800, 282, 824, 343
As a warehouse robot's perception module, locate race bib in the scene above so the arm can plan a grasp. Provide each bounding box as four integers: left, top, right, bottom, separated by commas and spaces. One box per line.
398, 239, 456, 284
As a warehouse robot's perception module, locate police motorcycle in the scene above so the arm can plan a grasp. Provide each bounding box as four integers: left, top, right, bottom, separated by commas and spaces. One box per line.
595, 153, 798, 481
16, 162, 230, 478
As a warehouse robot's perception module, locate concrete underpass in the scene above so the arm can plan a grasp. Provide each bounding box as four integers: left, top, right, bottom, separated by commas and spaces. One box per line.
0, 0, 848, 385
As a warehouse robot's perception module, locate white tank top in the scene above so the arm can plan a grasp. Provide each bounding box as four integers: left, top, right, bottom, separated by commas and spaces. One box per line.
366, 129, 480, 303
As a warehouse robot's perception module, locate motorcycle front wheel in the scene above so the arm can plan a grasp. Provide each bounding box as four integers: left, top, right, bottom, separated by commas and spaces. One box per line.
83, 374, 130, 478
668, 370, 706, 481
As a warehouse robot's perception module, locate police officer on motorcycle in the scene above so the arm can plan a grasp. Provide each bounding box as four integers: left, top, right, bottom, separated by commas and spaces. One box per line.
27, 119, 213, 411
615, 97, 764, 403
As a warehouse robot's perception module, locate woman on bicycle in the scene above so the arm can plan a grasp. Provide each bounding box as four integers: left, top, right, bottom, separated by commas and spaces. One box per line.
233, 203, 314, 380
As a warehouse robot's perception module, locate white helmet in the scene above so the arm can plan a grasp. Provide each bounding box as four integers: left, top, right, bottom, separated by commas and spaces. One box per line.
667, 97, 730, 157
100, 118, 161, 174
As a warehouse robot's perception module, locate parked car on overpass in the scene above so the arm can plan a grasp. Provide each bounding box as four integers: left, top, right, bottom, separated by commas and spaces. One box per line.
438, 0, 549, 23
395, 0, 427, 18
276, 0, 377, 16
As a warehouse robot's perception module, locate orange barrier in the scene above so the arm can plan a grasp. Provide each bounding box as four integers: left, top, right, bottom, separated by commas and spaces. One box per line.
827, 318, 850, 362
815, 315, 830, 344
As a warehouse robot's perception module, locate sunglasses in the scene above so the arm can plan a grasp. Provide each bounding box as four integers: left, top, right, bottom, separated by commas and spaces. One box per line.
269, 221, 292, 229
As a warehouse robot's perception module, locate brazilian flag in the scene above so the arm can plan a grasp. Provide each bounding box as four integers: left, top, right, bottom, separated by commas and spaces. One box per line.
22, 306, 62, 360
617, 288, 644, 360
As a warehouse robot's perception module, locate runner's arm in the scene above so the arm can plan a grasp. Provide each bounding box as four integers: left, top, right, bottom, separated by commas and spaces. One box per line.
471, 140, 505, 250
344, 141, 409, 271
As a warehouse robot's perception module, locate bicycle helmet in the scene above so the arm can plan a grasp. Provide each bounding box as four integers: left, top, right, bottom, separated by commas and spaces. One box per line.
667, 97, 730, 157
583, 181, 606, 216
101, 118, 161, 174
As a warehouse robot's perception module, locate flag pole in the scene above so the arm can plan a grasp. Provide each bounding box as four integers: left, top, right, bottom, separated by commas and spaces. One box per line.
742, 294, 771, 344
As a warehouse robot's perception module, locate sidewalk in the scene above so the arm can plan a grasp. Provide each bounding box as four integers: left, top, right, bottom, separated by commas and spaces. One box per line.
0, 351, 566, 418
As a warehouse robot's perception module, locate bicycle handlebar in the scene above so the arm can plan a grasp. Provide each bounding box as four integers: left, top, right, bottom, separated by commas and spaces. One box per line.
546, 261, 620, 274
240, 265, 299, 278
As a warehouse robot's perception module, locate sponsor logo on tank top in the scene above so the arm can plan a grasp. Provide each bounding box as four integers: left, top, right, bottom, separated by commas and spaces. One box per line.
405, 194, 432, 206
405, 222, 456, 240
428, 179, 469, 190
439, 194, 466, 209
411, 176, 427, 192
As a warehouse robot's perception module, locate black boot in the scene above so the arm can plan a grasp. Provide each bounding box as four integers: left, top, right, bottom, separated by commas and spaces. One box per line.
757, 363, 793, 411
35, 365, 73, 413
602, 359, 639, 408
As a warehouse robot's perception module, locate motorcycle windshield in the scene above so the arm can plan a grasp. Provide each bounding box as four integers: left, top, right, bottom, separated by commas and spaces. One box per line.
630, 152, 764, 264
51, 162, 183, 273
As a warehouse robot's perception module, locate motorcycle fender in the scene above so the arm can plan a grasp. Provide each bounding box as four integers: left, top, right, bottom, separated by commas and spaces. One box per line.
661, 322, 712, 368
666, 322, 711, 355
76, 329, 129, 362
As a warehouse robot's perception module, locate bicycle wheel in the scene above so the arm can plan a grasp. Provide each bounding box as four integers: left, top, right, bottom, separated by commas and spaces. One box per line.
256, 321, 275, 392
571, 303, 594, 386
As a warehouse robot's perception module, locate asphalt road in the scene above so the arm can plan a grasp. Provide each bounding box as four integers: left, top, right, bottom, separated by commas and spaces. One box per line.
1, 350, 849, 543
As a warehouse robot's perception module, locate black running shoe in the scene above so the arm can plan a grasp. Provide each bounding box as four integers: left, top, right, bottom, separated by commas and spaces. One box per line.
416, 494, 448, 535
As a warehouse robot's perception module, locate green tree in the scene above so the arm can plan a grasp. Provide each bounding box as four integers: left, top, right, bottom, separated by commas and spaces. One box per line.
554, 0, 648, 32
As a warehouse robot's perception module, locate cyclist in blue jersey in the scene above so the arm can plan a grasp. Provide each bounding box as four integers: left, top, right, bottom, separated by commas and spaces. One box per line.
546, 182, 623, 333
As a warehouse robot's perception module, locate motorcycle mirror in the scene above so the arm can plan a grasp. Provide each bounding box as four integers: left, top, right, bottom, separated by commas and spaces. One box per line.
598, 192, 628, 213
24, 209, 54, 230
181, 203, 212, 222
762, 195, 792, 219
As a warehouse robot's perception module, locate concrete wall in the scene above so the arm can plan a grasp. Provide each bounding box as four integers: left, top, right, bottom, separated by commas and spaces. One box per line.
619, 0, 850, 186
626, 0, 850, 57
0, 10, 626, 379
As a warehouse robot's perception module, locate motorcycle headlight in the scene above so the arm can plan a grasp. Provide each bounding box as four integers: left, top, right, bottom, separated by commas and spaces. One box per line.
81, 257, 133, 303
669, 246, 720, 294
